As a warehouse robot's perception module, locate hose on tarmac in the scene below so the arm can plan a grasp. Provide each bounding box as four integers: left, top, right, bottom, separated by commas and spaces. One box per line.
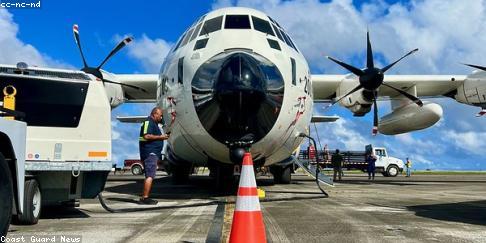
97, 192, 221, 213
314, 164, 329, 198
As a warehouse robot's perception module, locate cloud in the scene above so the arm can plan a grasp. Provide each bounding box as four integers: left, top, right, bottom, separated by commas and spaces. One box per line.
442, 130, 486, 155
212, 0, 486, 75
121, 34, 173, 73
0, 9, 71, 68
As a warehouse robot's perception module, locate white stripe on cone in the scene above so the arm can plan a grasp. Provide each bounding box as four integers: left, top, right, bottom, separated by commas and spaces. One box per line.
239, 165, 257, 187
235, 196, 261, 211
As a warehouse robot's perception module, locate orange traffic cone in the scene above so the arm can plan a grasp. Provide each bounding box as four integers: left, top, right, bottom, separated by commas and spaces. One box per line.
229, 152, 267, 243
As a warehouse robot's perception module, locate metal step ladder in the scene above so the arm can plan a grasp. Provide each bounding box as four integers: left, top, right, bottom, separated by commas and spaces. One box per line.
292, 156, 334, 187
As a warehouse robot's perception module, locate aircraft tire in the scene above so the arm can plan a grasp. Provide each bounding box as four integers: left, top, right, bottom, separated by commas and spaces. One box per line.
0, 153, 13, 237
214, 164, 236, 192
171, 164, 191, 185
271, 165, 292, 184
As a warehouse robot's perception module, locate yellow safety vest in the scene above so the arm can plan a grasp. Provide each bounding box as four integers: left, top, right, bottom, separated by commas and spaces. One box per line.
139, 120, 149, 142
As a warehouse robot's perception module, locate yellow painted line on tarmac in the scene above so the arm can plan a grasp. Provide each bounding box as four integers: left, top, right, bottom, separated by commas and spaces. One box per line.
221, 196, 235, 243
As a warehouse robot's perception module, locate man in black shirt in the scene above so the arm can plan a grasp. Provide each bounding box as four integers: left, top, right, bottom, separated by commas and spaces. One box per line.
139, 107, 169, 205
331, 149, 343, 181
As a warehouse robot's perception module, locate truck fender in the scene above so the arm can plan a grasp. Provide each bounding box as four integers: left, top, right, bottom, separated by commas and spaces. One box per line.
0, 133, 21, 215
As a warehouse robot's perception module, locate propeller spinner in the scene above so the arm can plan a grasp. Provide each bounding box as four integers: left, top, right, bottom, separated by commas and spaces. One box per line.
326, 31, 422, 135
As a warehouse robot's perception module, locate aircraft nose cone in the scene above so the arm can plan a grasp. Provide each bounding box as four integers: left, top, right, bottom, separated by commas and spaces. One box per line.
214, 53, 267, 135
214, 53, 266, 95
191, 51, 284, 145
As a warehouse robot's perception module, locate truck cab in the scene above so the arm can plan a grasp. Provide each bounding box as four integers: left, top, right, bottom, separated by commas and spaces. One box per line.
368, 145, 404, 177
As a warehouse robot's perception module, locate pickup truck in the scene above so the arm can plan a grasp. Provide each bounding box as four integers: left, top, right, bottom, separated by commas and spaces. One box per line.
299, 144, 404, 177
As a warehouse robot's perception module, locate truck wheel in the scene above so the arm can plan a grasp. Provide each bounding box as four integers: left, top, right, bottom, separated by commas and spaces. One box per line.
386, 165, 399, 177
0, 153, 13, 237
131, 164, 143, 175
16, 179, 41, 225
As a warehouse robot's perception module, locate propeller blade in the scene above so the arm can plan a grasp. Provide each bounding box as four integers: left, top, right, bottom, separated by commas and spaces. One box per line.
366, 31, 374, 69
383, 83, 423, 107
72, 24, 88, 68
102, 78, 147, 93
97, 37, 133, 70
326, 56, 364, 76
381, 48, 419, 73
372, 94, 379, 136
325, 84, 364, 109
463, 63, 486, 72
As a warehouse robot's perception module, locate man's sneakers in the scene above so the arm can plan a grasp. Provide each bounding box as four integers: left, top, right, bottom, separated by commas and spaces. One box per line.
139, 197, 158, 205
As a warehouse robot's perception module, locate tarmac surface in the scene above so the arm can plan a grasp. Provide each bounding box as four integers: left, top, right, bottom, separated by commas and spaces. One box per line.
7, 171, 486, 243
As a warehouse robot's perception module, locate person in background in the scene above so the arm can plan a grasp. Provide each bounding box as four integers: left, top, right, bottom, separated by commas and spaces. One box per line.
406, 158, 412, 177
331, 149, 343, 181
366, 152, 377, 180
138, 107, 170, 205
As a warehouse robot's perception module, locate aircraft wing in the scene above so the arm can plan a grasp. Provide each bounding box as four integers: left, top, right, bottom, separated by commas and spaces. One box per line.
311, 74, 467, 100
115, 74, 159, 102
116, 115, 148, 123
311, 115, 340, 123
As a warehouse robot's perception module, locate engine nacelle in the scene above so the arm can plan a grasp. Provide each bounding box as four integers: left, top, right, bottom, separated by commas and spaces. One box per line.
378, 102, 443, 135
454, 73, 486, 108
99, 71, 125, 108
337, 78, 373, 116
103, 83, 125, 108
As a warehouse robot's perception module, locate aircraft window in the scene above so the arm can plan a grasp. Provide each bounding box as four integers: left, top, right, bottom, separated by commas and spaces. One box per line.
197, 14, 206, 24
282, 32, 292, 46
252, 16, 275, 36
267, 39, 281, 50
268, 16, 282, 28
173, 33, 186, 51
282, 32, 298, 51
225, 15, 251, 29
194, 38, 209, 50
287, 35, 298, 51
291, 58, 296, 85
178, 57, 184, 84
180, 28, 194, 47
190, 23, 202, 41
272, 24, 284, 42
200, 16, 223, 36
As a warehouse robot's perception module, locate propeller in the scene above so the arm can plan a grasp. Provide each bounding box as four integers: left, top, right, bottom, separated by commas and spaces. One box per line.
72, 24, 146, 92
326, 31, 422, 135
463, 63, 486, 72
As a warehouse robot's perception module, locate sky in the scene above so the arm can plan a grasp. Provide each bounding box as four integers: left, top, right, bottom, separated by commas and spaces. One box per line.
1, 0, 486, 170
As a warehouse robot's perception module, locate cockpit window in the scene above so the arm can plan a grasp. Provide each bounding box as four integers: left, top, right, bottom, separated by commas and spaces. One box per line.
282, 32, 298, 51
200, 16, 223, 36
267, 16, 299, 53
197, 14, 206, 24
272, 24, 284, 42
190, 23, 202, 41
173, 32, 186, 51
252, 16, 274, 36
268, 16, 282, 28
180, 28, 194, 47
225, 15, 251, 29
